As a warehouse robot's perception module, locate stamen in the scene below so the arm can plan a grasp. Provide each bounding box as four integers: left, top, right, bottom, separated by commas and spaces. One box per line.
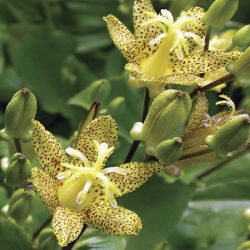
216, 94, 235, 118
76, 180, 92, 205
142, 9, 204, 60
56, 170, 72, 180
149, 33, 167, 45
161, 9, 174, 22
65, 147, 91, 167
102, 167, 126, 175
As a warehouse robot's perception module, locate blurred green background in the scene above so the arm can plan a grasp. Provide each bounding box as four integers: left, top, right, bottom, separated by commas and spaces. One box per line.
0, 0, 250, 250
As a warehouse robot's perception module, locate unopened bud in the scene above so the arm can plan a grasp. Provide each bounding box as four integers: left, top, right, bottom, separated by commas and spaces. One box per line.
205, 115, 250, 159
69, 79, 111, 109
156, 137, 183, 165
106, 97, 125, 117
164, 165, 182, 177
203, 0, 239, 29
233, 25, 250, 47
5, 153, 31, 187
37, 228, 60, 250
2, 88, 37, 142
237, 241, 250, 250
243, 208, 250, 220
226, 47, 250, 86
130, 90, 191, 155
8, 189, 33, 223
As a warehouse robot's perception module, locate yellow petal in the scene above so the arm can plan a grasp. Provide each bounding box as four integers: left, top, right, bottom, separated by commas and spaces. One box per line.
173, 51, 242, 75
103, 14, 140, 63
75, 116, 118, 164
52, 206, 85, 247
32, 120, 67, 177
126, 63, 202, 86
184, 93, 208, 136
85, 201, 142, 236
31, 167, 60, 210
179, 7, 207, 54
106, 162, 163, 196
133, 0, 161, 60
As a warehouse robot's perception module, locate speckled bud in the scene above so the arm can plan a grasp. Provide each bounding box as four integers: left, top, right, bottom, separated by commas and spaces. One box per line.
130, 90, 191, 155
8, 189, 33, 223
156, 137, 183, 165
3, 88, 37, 142
203, 0, 239, 29
205, 115, 250, 159
5, 153, 31, 187
233, 25, 250, 47
37, 228, 60, 250
226, 47, 250, 86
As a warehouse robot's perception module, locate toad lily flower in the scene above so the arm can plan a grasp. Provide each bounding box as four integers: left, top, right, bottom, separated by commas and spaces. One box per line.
31, 116, 163, 246
104, 0, 241, 97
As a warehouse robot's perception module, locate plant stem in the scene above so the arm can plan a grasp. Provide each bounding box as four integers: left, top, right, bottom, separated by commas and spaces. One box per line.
196, 146, 250, 180
32, 216, 51, 239
190, 73, 234, 98
124, 88, 150, 163
14, 138, 23, 153
204, 27, 211, 51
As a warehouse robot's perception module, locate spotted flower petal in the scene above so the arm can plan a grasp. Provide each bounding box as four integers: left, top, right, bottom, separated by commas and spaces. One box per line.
103, 15, 140, 63
184, 93, 208, 136
173, 51, 242, 75
32, 120, 67, 176
31, 167, 60, 210
126, 63, 202, 86
52, 206, 85, 246
85, 201, 142, 236
106, 162, 163, 196
133, 0, 161, 60
75, 116, 118, 164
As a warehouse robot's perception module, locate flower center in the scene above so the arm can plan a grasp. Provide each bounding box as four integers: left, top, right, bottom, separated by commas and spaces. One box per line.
56, 141, 126, 212
143, 9, 205, 60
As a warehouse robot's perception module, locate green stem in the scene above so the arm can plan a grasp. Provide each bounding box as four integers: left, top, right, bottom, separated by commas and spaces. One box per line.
196, 146, 250, 180
124, 88, 150, 163
14, 139, 23, 153
190, 73, 234, 98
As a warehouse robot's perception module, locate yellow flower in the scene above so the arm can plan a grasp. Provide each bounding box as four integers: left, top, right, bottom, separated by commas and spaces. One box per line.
31, 115, 163, 246
104, 0, 241, 97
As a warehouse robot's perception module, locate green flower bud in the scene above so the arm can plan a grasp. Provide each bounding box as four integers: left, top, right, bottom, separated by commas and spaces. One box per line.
205, 115, 250, 159
237, 241, 250, 250
5, 153, 31, 187
37, 228, 60, 250
3, 88, 37, 142
226, 47, 250, 86
8, 189, 33, 223
203, 0, 239, 29
156, 137, 183, 165
106, 97, 125, 117
243, 208, 250, 221
130, 90, 192, 155
233, 25, 250, 47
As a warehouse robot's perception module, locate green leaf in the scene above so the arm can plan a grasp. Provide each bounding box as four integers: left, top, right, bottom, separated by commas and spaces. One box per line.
119, 175, 195, 250
74, 228, 126, 250
194, 153, 250, 200
168, 200, 249, 250
0, 217, 32, 250
8, 24, 77, 117
76, 33, 111, 54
